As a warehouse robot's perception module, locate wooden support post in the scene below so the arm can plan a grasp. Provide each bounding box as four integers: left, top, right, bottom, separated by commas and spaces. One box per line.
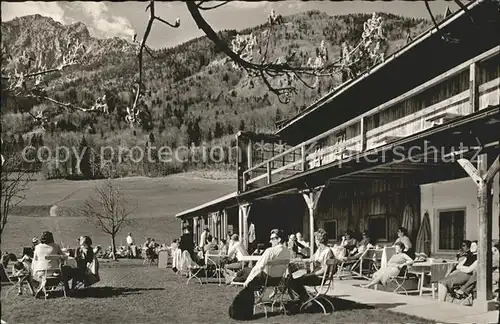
266, 162, 271, 184
469, 62, 479, 113
302, 186, 325, 271
458, 154, 500, 311
247, 139, 253, 179
360, 117, 366, 151
238, 208, 243, 244
239, 204, 251, 250
193, 217, 199, 247
222, 209, 228, 239
301, 144, 306, 171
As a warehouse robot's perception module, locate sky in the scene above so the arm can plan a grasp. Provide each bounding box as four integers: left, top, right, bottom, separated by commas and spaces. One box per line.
1, 1, 463, 49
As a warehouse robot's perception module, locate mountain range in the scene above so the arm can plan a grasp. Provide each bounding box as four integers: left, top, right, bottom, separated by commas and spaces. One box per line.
1, 11, 434, 178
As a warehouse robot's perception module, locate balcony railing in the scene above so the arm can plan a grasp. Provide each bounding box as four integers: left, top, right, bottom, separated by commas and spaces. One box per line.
242, 46, 499, 191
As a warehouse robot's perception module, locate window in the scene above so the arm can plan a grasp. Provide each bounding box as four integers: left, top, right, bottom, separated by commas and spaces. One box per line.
323, 220, 337, 242
438, 209, 465, 251
367, 214, 388, 241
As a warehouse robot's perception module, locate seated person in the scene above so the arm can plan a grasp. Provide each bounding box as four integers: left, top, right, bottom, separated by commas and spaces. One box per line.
231, 229, 290, 287
203, 235, 218, 253
438, 241, 478, 302
223, 234, 249, 272
357, 232, 371, 250
453, 241, 499, 298
287, 234, 308, 259
456, 240, 471, 261
218, 239, 228, 255
32, 231, 71, 292
340, 230, 358, 255
289, 228, 342, 306
296, 232, 310, 257
394, 227, 415, 259
361, 242, 414, 289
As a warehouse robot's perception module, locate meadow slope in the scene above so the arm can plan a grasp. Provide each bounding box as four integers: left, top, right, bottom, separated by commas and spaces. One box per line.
1, 174, 235, 251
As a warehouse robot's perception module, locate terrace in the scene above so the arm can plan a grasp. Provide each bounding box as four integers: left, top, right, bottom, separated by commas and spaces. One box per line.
240, 46, 499, 191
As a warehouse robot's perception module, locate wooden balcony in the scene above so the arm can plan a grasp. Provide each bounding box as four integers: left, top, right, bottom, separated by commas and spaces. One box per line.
241, 46, 499, 192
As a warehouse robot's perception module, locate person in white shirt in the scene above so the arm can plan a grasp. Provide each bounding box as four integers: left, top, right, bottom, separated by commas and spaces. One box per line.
231, 229, 290, 286
199, 228, 210, 249
126, 233, 135, 258
289, 228, 341, 306
224, 234, 249, 271
242, 229, 290, 288
248, 222, 256, 253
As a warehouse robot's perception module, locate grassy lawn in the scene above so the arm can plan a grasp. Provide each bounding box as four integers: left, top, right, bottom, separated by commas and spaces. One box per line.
1, 260, 435, 324
2, 175, 235, 251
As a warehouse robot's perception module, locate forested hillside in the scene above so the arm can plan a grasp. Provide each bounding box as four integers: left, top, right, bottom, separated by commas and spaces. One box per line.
1, 11, 433, 179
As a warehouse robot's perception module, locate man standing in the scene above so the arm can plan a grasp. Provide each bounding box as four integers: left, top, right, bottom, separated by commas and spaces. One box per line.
126, 233, 135, 258
248, 222, 256, 254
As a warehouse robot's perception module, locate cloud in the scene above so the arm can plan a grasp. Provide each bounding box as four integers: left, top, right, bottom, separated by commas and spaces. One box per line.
226, 1, 270, 9
1, 2, 66, 23
72, 2, 134, 39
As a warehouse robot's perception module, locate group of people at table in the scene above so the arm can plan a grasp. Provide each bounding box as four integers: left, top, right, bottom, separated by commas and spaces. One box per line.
171, 225, 499, 305
1, 231, 99, 296
170, 226, 340, 309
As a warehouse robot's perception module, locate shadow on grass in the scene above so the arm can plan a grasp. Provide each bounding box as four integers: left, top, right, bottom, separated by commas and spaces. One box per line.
70, 286, 165, 298
251, 295, 391, 319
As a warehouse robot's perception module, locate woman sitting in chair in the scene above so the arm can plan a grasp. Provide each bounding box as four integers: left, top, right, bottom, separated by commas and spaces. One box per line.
32, 231, 71, 293
73, 236, 95, 289
437, 241, 478, 302
289, 228, 342, 308
360, 242, 413, 289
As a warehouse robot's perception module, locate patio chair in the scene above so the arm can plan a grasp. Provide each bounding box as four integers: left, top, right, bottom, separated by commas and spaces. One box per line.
181, 251, 207, 285
386, 266, 415, 295
336, 248, 375, 280
33, 255, 67, 300
449, 289, 475, 306
205, 252, 223, 286
299, 258, 337, 315
0, 263, 34, 298
253, 259, 291, 318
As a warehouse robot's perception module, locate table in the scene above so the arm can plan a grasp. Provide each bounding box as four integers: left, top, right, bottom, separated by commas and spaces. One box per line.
409, 261, 458, 297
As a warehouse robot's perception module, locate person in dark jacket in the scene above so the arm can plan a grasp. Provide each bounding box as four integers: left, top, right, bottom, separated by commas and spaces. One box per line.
179, 227, 195, 260
73, 236, 95, 289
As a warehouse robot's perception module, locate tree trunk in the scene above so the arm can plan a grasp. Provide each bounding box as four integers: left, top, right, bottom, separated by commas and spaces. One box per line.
111, 235, 117, 261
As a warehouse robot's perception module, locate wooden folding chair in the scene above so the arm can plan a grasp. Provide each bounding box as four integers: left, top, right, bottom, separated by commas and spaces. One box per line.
34, 255, 67, 300
300, 258, 337, 315
253, 259, 291, 318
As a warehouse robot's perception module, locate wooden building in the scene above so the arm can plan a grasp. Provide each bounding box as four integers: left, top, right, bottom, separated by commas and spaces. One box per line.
176, 0, 499, 311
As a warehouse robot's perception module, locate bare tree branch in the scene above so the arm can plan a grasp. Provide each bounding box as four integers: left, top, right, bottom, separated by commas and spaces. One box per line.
0, 152, 31, 236
196, 1, 231, 10
80, 179, 135, 260
126, 0, 180, 127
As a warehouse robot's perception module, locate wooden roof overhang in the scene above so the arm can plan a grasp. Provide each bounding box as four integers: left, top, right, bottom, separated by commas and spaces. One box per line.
276, 0, 500, 145
238, 105, 500, 202
175, 191, 240, 220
